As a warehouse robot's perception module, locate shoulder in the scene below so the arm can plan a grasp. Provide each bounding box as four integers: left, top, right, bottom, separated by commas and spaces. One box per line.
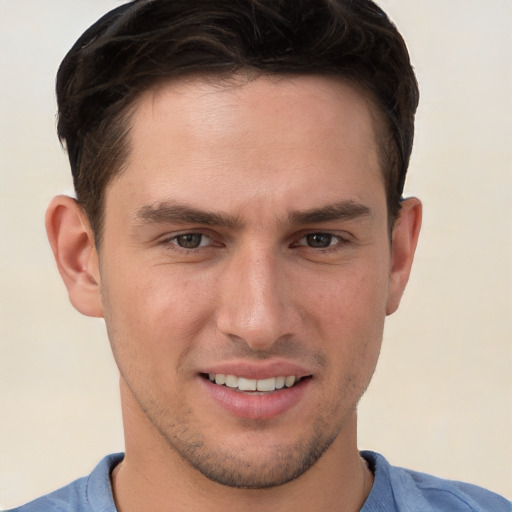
3, 478, 87, 512
4, 453, 123, 512
361, 451, 511, 512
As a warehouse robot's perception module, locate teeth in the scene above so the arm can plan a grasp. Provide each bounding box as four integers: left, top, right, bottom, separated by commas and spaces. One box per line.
208, 373, 301, 392
238, 377, 257, 391
256, 377, 275, 392
225, 375, 238, 388
285, 376, 296, 388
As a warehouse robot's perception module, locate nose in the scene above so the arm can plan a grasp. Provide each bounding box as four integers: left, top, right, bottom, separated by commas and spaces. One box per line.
215, 245, 299, 351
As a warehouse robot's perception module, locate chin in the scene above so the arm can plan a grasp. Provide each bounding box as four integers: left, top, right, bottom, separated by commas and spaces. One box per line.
161, 419, 339, 489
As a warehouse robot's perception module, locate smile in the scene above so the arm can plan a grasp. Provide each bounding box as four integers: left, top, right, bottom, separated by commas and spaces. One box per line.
200, 371, 312, 419
205, 373, 302, 392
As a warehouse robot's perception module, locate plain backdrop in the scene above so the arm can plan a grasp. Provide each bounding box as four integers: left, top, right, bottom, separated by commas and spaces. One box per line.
0, 1, 511, 508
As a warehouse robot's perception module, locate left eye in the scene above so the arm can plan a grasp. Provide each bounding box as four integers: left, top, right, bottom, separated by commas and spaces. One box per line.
171, 233, 211, 249
298, 233, 340, 249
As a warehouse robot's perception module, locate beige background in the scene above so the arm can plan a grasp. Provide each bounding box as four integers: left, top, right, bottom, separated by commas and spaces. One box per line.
0, 0, 511, 508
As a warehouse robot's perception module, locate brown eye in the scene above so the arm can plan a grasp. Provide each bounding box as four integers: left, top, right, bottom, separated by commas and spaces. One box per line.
175, 233, 204, 249
305, 233, 334, 248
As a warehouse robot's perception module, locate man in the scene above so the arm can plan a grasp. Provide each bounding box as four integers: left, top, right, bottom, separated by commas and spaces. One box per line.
7, 1, 510, 511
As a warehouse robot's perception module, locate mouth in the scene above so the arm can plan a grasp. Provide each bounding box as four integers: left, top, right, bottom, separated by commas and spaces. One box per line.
200, 369, 313, 420
201, 373, 310, 394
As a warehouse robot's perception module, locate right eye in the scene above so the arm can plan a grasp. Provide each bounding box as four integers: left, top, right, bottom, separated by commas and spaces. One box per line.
166, 232, 213, 249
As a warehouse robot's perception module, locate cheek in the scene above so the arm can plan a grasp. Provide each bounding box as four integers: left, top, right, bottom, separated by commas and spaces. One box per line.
100, 262, 216, 373
307, 259, 388, 326
303, 260, 388, 372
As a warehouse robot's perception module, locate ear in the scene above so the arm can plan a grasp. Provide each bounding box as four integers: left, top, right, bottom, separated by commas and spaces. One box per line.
386, 197, 422, 315
45, 195, 104, 317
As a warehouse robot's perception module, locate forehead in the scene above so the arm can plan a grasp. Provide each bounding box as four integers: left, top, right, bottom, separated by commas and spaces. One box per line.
131, 74, 379, 156
108, 74, 385, 222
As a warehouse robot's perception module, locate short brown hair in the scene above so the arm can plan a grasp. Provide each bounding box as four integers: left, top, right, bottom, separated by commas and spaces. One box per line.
56, 0, 419, 244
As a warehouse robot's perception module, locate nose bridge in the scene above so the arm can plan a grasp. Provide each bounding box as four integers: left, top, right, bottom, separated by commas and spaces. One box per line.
216, 241, 295, 350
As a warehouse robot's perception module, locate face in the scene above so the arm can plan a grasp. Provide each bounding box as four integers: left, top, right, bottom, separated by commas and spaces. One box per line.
95, 75, 403, 488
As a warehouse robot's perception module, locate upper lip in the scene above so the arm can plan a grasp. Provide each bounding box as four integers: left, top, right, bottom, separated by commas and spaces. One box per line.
200, 360, 312, 380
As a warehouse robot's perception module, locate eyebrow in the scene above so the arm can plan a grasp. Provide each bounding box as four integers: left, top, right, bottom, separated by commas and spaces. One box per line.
134, 199, 372, 228
288, 200, 373, 224
134, 202, 242, 228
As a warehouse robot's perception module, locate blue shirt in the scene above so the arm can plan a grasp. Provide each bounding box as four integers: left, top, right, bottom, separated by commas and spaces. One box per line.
7, 451, 511, 511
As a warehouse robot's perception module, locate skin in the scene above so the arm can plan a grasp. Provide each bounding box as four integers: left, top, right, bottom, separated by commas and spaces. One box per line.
46, 75, 421, 512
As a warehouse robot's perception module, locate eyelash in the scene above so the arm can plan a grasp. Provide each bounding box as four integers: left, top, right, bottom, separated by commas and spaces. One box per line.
160, 230, 351, 254
292, 232, 350, 251
161, 232, 217, 252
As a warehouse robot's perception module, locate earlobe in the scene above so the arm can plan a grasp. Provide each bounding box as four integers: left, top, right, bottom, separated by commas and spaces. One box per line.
386, 197, 422, 316
45, 195, 104, 318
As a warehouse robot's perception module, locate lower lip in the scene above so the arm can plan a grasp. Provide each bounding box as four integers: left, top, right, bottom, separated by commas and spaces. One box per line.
200, 377, 310, 421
